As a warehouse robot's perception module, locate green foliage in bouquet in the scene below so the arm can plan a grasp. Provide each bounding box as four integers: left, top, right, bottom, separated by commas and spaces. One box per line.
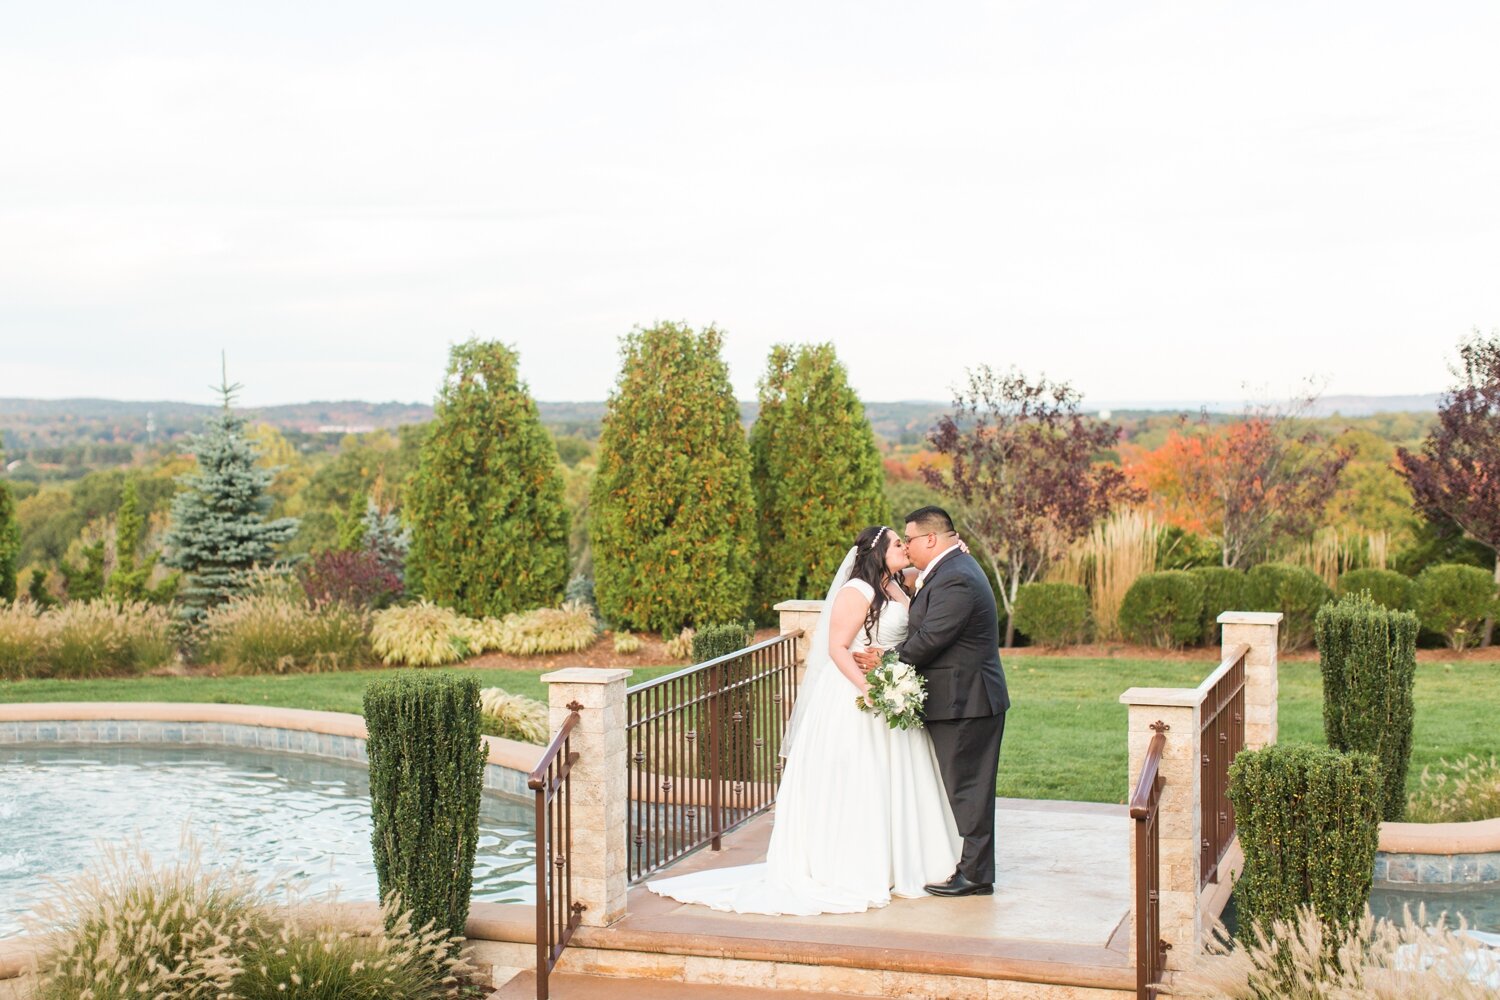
590, 323, 756, 632
406, 340, 569, 617
748, 343, 887, 622
856, 650, 927, 730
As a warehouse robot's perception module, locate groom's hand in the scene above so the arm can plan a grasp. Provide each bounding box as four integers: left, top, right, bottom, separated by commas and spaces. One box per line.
852, 647, 884, 671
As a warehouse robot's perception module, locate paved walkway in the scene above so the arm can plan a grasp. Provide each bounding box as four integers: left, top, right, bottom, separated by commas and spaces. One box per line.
622, 797, 1133, 968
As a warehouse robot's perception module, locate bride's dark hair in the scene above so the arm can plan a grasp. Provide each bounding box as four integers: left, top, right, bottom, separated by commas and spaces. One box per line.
850, 525, 907, 643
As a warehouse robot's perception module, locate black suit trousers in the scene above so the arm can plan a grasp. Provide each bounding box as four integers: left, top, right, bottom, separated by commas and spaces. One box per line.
925, 711, 1006, 884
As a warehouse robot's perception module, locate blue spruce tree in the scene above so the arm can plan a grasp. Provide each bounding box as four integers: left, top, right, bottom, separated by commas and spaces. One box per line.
162, 367, 299, 621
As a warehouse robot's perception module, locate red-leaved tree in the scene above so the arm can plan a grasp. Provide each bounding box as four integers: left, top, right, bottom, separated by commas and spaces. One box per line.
1397, 332, 1500, 646
923, 367, 1141, 647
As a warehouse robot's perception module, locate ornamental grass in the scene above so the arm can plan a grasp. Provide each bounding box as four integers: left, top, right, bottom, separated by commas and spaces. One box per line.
0, 600, 173, 680
1407, 754, 1500, 823
612, 631, 642, 654
27, 837, 470, 1000
1167, 906, 1499, 999
478, 688, 550, 744
663, 626, 696, 661
370, 601, 470, 667
466, 602, 596, 656
200, 593, 371, 674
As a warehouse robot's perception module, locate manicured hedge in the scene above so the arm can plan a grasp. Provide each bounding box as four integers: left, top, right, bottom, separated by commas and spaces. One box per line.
1336, 567, 1415, 611
1118, 571, 1204, 648
1013, 582, 1092, 647
1188, 566, 1249, 645
1316, 592, 1419, 821
1413, 563, 1498, 651
1245, 563, 1332, 651
364, 671, 486, 946
1228, 743, 1382, 935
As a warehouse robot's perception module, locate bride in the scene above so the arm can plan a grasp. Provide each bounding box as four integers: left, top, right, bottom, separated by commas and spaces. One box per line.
646, 525, 961, 915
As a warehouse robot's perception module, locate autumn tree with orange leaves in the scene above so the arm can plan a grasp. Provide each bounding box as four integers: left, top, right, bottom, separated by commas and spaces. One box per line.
1124, 398, 1351, 569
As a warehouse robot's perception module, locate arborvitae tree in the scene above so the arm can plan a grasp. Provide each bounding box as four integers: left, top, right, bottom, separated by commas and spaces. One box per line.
406, 340, 568, 617
105, 478, 156, 602
591, 322, 756, 632
162, 369, 299, 621
0, 456, 17, 602
748, 344, 887, 621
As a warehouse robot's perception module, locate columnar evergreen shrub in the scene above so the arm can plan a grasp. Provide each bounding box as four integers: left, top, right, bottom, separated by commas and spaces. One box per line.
0, 468, 17, 603
363, 671, 486, 946
590, 323, 756, 632
1315, 592, 1418, 821
406, 340, 569, 617
1188, 566, 1249, 645
162, 378, 299, 622
692, 620, 757, 778
1012, 582, 1092, 647
747, 344, 887, 621
1228, 743, 1382, 935
1413, 562, 1499, 650
1335, 567, 1415, 611
1118, 570, 1205, 648
691, 620, 754, 662
105, 478, 175, 604
1245, 562, 1333, 651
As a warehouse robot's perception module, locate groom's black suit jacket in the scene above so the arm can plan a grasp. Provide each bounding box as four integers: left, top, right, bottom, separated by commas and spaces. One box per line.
894, 550, 1009, 721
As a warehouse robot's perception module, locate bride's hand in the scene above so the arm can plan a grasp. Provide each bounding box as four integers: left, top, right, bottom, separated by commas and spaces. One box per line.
957, 536, 970, 554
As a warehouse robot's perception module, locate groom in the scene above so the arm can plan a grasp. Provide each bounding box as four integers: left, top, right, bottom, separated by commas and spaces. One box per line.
855, 505, 1009, 897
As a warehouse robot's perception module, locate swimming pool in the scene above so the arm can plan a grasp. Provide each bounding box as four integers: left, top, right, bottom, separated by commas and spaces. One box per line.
0, 743, 535, 937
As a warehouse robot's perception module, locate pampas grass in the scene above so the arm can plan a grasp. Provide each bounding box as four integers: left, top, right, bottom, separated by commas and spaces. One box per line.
28, 834, 470, 1000
1167, 906, 1499, 998
478, 688, 550, 744
0, 600, 173, 680
1049, 508, 1161, 641
1283, 528, 1392, 589
1407, 755, 1500, 824
200, 593, 370, 674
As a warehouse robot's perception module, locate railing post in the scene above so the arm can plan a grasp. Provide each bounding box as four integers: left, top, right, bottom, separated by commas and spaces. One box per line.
709, 659, 723, 850
1120, 687, 1204, 968
541, 668, 630, 927
1217, 611, 1282, 751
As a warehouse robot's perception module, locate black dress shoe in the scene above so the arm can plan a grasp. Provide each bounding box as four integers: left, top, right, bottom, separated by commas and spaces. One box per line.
923, 871, 993, 897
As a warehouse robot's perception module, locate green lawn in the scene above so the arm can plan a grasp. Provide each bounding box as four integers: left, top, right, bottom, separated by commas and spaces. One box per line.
2, 657, 1495, 805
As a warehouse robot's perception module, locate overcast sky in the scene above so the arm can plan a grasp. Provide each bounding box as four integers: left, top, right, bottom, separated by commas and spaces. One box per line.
2, 2, 1497, 407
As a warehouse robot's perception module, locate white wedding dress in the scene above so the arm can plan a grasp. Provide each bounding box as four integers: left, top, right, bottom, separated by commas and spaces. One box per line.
646, 574, 961, 915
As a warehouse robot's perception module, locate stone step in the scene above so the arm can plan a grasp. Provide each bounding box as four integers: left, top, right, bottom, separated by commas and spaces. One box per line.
490, 970, 874, 1000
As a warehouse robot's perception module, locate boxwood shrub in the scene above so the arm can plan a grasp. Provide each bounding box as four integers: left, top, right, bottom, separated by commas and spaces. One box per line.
1013, 582, 1092, 647
1228, 743, 1382, 936
1413, 563, 1498, 651
1188, 566, 1250, 646
1316, 592, 1418, 821
1335, 567, 1414, 612
1245, 562, 1333, 651
364, 671, 487, 946
1118, 571, 1205, 649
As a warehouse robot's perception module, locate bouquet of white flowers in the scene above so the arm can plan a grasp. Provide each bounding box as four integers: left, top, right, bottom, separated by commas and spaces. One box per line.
855, 650, 927, 730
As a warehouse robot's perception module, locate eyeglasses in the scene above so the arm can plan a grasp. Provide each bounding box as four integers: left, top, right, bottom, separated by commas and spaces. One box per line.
902, 530, 957, 545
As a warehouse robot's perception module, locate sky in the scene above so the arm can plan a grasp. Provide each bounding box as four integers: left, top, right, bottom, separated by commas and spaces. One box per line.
1, 1, 1497, 407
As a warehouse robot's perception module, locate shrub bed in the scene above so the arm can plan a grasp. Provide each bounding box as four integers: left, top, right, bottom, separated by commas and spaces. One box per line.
300, 548, 404, 609
1245, 562, 1332, 651
1118, 571, 1205, 648
1315, 592, 1418, 821
0, 600, 173, 680
1335, 566, 1414, 611
1188, 566, 1249, 645
370, 601, 469, 666
1012, 582, 1092, 647
478, 687, 550, 744
1413, 562, 1498, 650
1228, 743, 1382, 936
468, 602, 597, 656
199, 594, 371, 674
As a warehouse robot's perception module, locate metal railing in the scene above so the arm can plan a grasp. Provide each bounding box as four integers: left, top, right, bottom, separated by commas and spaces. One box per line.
527, 701, 584, 1000
1130, 720, 1170, 1000
1199, 643, 1247, 888
626, 632, 800, 882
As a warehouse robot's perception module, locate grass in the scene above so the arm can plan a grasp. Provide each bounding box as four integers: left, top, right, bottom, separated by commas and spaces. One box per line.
2, 656, 1495, 805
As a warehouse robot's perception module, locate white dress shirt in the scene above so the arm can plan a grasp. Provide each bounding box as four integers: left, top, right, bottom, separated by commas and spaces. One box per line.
914, 543, 961, 592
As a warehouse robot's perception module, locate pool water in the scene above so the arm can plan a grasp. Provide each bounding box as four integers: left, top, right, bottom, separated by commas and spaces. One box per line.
0, 744, 536, 937
1370, 884, 1500, 933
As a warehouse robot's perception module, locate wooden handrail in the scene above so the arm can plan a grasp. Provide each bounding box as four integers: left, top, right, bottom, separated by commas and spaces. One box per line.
626, 631, 802, 695
528, 703, 582, 790
1129, 726, 1167, 819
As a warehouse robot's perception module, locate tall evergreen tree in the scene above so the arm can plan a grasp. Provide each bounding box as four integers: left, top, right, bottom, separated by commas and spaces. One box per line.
591, 322, 756, 632
748, 343, 887, 620
0, 450, 18, 603
162, 368, 299, 621
106, 477, 176, 603
406, 340, 568, 616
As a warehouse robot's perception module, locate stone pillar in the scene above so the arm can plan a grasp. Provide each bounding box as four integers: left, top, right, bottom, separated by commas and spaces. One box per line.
1119, 687, 1204, 966
540, 667, 630, 927
773, 599, 822, 666
1217, 611, 1282, 750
